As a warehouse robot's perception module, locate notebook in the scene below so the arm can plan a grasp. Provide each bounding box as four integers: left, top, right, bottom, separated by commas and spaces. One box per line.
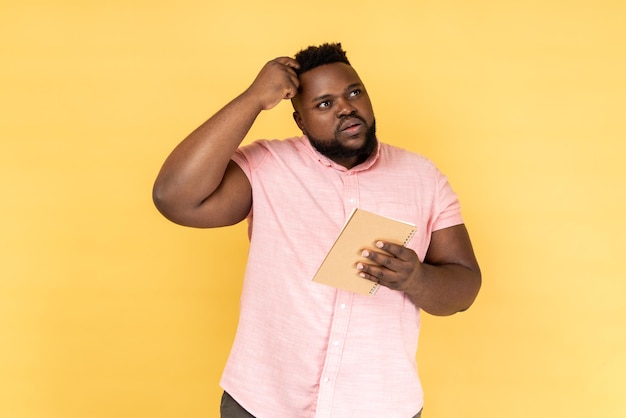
312, 208, 417, 296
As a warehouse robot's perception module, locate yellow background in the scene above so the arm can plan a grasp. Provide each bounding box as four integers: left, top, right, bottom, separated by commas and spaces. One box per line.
1, 0, 624, 417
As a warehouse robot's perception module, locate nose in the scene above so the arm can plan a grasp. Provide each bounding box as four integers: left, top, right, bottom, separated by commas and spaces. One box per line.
336, 98, 357, 118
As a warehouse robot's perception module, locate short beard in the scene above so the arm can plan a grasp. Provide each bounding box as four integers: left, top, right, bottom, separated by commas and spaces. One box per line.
307, 118, 378, 165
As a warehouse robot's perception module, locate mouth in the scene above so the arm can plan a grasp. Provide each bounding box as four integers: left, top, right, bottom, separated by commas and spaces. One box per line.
338, 117, 365, 135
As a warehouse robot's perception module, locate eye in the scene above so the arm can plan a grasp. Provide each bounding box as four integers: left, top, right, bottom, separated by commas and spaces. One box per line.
349, 89, 361, 98
317, 100, 331, 109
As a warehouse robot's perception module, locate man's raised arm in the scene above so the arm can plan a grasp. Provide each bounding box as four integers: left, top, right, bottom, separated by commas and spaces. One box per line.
152, 57, 300, 228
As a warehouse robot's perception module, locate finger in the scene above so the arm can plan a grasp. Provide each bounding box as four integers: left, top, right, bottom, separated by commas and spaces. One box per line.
286, 73, 300, 94
357, 263, 403, 289
284, 89, 296, 100
357, 262, 385, 283
263, 61, 298, 101
375, 241, 415, 261
274, 56, 300, 70
272, 58, 299, 99
361, 249, 401, 272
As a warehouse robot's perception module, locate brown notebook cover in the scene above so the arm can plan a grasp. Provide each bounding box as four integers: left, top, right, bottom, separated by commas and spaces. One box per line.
312, 208, 417, 296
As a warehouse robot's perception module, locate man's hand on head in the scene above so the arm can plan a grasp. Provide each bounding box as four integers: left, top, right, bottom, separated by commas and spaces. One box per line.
245, 57, 300, 111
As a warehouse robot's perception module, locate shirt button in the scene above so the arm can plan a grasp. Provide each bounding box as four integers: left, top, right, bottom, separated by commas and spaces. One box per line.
340, 303, 346, 309
323, 377, 330, 383
333, 340, 340, 347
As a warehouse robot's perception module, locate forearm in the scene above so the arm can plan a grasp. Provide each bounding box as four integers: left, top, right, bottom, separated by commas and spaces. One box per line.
153, 91, 262, 212
405, 262, 481, 316
153, 57, 300, 221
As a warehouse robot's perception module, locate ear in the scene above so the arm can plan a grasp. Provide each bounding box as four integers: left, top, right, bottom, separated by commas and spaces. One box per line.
292, 111, 305, 132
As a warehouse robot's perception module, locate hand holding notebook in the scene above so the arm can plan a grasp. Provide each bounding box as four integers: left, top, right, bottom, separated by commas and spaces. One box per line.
312, 208, 416, 296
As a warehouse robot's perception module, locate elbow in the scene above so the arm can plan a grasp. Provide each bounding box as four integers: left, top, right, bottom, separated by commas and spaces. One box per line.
420, 267, 482, 317
457, 269, 482, 313
152, 181, 181, 223
151, 181, 219, 228
152, 183, 170, 218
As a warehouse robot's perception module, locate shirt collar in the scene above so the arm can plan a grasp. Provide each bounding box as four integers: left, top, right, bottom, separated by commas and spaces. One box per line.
299, 135, 381, 173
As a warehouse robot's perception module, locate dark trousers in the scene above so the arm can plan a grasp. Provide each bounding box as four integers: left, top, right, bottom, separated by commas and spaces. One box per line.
220, 391, 422, 418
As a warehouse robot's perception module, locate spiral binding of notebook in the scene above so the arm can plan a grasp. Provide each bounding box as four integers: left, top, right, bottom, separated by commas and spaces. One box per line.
403, 229, 417, 246
369, 283, 381, 296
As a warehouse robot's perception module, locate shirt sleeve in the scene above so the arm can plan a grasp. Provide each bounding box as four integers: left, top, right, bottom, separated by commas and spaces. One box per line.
232, 139, 273, 177
232, 144, 254, 179
431, 169, 464, 231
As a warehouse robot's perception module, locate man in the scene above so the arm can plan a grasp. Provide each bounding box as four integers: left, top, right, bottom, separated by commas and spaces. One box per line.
153, 43, 481, 418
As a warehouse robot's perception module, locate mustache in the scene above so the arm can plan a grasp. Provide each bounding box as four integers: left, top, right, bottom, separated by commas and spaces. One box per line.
336, 112, 367, 134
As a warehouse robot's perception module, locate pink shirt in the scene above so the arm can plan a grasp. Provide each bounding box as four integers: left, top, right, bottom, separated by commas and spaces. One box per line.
222, 136, 463, 418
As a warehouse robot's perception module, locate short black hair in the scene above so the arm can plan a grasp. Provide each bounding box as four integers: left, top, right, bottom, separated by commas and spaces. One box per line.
294, 42, 351, 75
